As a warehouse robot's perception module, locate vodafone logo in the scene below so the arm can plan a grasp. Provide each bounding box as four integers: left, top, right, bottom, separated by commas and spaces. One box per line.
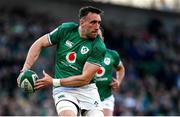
66, 52, 76, 63
96, 67, 105, 77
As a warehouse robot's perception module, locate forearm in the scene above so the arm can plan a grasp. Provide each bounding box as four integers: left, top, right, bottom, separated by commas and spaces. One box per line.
22, 34, 50, 71
60, 75, 91, 87
34, 62, 99, 90
59, 62, 98, 87
23, 43, 41, 70
57, 63, 99, 87
116, 65, 125, 84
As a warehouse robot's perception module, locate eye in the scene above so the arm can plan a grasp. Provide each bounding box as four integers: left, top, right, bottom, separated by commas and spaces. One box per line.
90, 20, 101, 25
91, 20, 97, 24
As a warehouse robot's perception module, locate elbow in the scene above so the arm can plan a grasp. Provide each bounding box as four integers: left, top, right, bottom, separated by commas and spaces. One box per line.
82, 79, 91, 85
80, 76, 92, 86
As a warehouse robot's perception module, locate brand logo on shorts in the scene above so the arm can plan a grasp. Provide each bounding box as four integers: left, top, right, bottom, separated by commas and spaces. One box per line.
104, 57, 110, 65
96, 67, 105, 77
58, 95, 65, 99
66, 52, 76, 63
94, 101, 99, 107
81, 46, 89, 54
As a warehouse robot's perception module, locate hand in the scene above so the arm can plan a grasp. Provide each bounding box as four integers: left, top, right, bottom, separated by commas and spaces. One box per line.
34, 70, 53, 91
110, 78, 120, 92
17, 72, 23, 87
17, 68, 29, 87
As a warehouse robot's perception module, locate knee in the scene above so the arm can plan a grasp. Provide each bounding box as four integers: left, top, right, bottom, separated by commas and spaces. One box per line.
85, 109, 104, 117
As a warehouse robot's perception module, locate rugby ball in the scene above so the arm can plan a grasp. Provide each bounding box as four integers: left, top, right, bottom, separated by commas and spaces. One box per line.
18, 69, 39, 93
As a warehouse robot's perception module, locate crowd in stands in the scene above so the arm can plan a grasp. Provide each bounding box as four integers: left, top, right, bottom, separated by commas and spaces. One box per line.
103, 17, 180, 115
0, 7, 57, 115
0, 6, 179, 116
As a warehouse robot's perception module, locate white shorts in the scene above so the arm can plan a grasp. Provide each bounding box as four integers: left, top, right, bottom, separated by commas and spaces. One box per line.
101, 95, 115, 111
52, 83, 102, 111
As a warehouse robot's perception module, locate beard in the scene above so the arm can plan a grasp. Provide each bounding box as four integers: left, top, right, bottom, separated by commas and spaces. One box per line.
87, 33, 98, 40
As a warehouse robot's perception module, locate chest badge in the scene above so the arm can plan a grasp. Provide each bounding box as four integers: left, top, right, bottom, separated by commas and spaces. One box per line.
104, 57, 110, 65
81, 46, 89, 54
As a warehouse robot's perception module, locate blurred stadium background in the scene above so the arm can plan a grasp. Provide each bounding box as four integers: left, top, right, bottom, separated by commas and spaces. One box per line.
0, 0, 179, 116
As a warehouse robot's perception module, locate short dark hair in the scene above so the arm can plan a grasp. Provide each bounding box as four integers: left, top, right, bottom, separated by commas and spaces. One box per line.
79, 6, 103, 19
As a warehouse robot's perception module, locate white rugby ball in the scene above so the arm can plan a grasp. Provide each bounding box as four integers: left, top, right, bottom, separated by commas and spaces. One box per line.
18, 69, 39, 93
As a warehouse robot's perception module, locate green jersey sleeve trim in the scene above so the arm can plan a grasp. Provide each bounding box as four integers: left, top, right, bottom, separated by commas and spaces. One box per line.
119, 60, 122, 65
47, 34, 53, 45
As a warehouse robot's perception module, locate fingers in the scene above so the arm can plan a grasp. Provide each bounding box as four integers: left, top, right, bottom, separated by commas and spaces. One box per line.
36, 78, 45, 83
34, 77, 45, 90
110, 78, 118, 86
43, 70, 51, 78
35, 79, 44, 85
17, 77, 20, 87
43, 70, 46, 75
34, 84, 45, 91
34, 70, 53, 91
17, 72, 24, 87
110, 82, 116, 86
34, 79, 47, 90
43, 70, 48, 77
112, 78, 118, 82
43, 70, 49, 76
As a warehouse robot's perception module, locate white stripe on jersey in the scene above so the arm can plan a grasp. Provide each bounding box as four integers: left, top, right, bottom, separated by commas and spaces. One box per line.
47, 34, 52, 45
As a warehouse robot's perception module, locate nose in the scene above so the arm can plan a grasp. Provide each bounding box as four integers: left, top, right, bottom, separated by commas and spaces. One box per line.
95, 23, 100, 31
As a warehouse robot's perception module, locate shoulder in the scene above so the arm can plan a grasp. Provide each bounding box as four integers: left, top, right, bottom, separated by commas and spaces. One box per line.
108, 49, 118, 54
61, 22, 78, 29
108, 49, 119, 58
57, 22, 78, 32
93, 37, 106, 52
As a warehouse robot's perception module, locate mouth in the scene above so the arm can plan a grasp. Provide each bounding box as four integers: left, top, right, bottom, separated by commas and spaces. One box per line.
91, 31, 98, 34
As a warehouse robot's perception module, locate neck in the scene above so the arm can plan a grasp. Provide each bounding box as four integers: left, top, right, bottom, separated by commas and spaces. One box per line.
79, 26, 87, 39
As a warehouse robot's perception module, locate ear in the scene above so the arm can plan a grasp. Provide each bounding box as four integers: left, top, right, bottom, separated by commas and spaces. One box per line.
80, 18, 84, 25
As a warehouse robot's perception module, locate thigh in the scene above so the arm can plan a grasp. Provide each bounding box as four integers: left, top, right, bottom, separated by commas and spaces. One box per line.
83, 109, 104, 117
53, 92, 81, 116
56, 100, 78, 116
71, 83, 103, 110
101, 95, 115, 111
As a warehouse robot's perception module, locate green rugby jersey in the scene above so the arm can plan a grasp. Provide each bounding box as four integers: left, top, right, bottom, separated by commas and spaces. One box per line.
48, 22, 106, 83
95, 49, 121, 101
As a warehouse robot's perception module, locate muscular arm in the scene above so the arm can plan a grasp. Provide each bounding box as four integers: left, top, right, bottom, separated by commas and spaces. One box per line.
22, 34, 51, 71
110, 63, 125, 92
34, 62, 100, 90
116, 63, 125, 84
60, 62, 99, 86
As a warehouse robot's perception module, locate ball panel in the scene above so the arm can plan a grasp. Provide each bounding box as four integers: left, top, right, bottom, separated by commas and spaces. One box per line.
18, 69, 39, 93
20, 79, 34, 93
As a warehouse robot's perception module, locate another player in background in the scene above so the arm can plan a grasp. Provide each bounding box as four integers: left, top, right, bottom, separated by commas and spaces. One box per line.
95, 29, 125, 116
17, 6, 106, 116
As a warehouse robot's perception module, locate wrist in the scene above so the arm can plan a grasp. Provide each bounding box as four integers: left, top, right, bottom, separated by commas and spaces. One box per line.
53, 79, 61, 87
21, 68, 29, 73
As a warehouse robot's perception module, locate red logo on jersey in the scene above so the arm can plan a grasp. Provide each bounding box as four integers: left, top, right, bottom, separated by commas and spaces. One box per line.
97, 68, 103, 74
66, 52, 76, 63
96, 67, 105, 77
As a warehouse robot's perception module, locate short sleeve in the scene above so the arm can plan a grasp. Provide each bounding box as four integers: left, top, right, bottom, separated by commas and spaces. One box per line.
87, 40, 106, 66
48, 22, 78, 45
112, 50, 121, 68
48, 25, 64, 45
